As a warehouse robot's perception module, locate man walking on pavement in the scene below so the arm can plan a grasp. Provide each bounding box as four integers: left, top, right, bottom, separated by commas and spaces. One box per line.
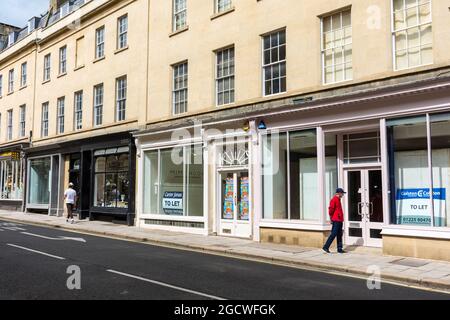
64, 182, 77, 224
323, 188, 346, 254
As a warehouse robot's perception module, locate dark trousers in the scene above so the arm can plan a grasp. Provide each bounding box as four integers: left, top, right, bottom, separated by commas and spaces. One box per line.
66, 204, 74, 219
323, 221, 343, 251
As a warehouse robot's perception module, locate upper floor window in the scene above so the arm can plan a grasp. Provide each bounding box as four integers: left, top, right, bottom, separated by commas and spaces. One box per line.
173, 62, 188, 115
21, 62, 27, 87
7, 110, 13, 141
19, 105, 26, 138
116, 76, 127, 121
96, 27, 105, 59
216, 0, 232, 13
118, 15, 128, 49
216, 47, 235, 106
43, 54, 51, 82
74, 91, 83, 130
262, 30, 286, 96
41, 102, 49, 138
57, 97, 65, 134
173, 0, 187, 31
59, 46, 67, 75
94, 84, 104, 126
8, 69, 14, 93
322, 9, 352, 84
0, 75, 3, 97
392, 0, 432, 70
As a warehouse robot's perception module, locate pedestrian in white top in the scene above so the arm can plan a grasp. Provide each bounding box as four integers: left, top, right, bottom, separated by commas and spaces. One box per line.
64, 183, 77, 224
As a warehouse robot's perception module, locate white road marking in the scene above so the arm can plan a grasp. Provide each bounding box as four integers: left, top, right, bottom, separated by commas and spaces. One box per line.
3, 227, 26, 231
107, 269, 226, 300
7, 244, 66, 260
21, 232, 86, 243
0, 228, 4, 231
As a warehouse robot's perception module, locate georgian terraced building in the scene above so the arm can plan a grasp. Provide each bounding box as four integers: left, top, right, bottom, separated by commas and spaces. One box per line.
0, 0, 149, 224
2, 0, 450, 261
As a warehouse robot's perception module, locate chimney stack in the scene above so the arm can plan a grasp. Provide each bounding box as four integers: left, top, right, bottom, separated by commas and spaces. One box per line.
49, 0, 67, 12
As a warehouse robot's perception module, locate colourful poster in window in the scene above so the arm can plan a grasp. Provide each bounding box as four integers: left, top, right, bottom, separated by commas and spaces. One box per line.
239, 176, 250, 221
223, 177, 234, 219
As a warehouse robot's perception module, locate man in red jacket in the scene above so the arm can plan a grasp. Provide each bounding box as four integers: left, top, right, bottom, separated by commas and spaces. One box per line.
323, 188, 346, 254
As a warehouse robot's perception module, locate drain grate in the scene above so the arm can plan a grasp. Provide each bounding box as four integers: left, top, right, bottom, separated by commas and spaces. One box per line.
390, 258, 429, 268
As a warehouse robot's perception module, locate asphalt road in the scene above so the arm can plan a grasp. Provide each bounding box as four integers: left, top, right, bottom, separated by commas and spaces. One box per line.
0, 219, 449, 300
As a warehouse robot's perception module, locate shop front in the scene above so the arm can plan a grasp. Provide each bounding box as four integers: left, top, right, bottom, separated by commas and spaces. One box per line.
135, 76, 450, 260
25, 132, 136, 225
0, 145, 27, 211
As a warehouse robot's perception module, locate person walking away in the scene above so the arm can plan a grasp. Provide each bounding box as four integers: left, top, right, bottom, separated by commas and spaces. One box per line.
64, 183, 77, 224
323, 188, 346, 254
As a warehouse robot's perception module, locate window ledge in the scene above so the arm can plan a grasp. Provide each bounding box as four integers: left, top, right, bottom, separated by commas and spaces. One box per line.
211, 7, 235, 20
93, 56, 106, 64
7, 91, 14, 96
74, 64, 85, 72
42, 79, 51, 85
57, 72, 67, 79
115, 45, 129, 55
19, 85, 27, 91
169, 26, 189, 38
382, 225, 450, 240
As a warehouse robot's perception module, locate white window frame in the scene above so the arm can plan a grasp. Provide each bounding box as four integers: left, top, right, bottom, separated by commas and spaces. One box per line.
8, 69, 14, 93
59, 46, 67, 75
74, 91, 83, 131
20, 62, 27, 87
7, 110, 13, 141
94, 84, 104, 126
321, 9, 353, 85
57, 97, 65, 135
117, 15, 128, 49
19, 105, 26, 138
216, 0, 232, 13
41, 102, 49, 138
116, 76, 127, 122
43, 54, 51, 82
216, 46, 235, 106
391, 0, 433, 71
173, 0, 187, 32
95, 26, 105, 59
0, 75, 3, 97
172, 62, 188, 115
262, 30, 287, 97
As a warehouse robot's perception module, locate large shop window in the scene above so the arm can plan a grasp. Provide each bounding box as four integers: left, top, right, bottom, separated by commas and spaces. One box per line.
0, 153, 23, 200
143, 145, 204, 217
93, 147, 130, 209
387, 115, 450, 227
325, 134, 338, 216
28, 157, 51, 205
262, 129, 320, 221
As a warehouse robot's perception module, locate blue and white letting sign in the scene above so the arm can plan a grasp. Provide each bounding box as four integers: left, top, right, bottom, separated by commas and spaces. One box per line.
162, 192, 183, 215
396, 188, 446, 226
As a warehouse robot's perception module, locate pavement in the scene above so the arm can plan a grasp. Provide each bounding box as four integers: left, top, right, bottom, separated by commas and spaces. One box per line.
1, 210, 450, 294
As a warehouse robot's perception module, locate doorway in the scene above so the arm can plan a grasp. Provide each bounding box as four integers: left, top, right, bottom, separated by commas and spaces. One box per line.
344, 168, 384, 247
218, 170, 251, 238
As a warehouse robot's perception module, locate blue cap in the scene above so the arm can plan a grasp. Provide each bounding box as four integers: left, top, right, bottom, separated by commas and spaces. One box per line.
336, 188, 346, 194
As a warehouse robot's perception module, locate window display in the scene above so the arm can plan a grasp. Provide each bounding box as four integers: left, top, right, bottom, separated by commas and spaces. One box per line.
93, 148, 130, 209
0, 153, 23, 200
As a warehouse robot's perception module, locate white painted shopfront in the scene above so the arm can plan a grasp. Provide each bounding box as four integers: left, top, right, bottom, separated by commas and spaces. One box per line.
135, 81, 450, 255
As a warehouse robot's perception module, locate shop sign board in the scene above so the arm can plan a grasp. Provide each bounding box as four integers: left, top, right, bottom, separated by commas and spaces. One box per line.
396, 188, 446, 226
162, 191, 183, 215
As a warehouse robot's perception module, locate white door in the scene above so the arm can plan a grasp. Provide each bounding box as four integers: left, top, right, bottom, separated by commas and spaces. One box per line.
344, 169, 384, 247
218, 170, 252, 238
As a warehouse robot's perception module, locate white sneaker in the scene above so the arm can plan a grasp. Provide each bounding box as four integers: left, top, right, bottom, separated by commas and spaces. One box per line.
71, 219, 75, 224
